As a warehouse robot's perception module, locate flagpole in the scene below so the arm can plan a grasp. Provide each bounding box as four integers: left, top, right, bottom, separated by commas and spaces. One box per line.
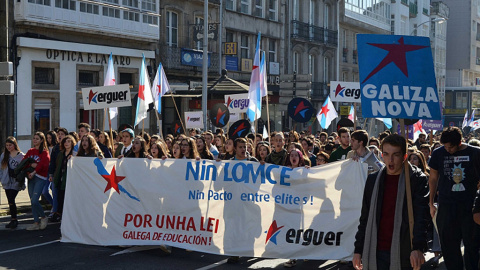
170, 94, 186, 135
266, 95, 271, 140
353, 103, 357, 130
107, 109, 114, 144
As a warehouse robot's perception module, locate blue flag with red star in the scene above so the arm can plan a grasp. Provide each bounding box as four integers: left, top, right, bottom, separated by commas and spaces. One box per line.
357, 35, 441, 120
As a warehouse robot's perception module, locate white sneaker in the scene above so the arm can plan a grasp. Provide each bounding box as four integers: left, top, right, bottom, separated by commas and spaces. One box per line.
26, 223, 40, 231
40, 218, 48, 230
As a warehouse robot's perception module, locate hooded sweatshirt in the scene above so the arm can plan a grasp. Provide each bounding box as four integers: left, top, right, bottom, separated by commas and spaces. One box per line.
0, 152, 25, 190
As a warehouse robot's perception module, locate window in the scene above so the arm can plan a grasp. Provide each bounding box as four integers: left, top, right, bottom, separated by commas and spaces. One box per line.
323, 57, 329, 82
143, 14, 158, 24
400, 15, 407, 35
293, 52, 299, 73
141, 0, 155, 12
80, 2, 99, 14
293, 0, 299, 20
34, 99, 52, 134
254, 0, 264, 17
226, 0, 236, 11
445, 92, 453, 108
456, 92, 468, 109
166, 11, 178, 47
308, 54, 315, 80
342, 72, 348, 81
103, 6, 120, 18
268, 0, 277, 20
268, 39, 276, 62
32, 62, 59, 89
241, 0, 250, 14
122, 0, 138, 8
35, 68, 55, 85
195, 17, 204, 50
124, 11, 139, 21
309, 0, 315, 24
29, 0, 51, 5
79, 70, 99, 87
240, 34, 249, 59
324, 4, 330, 29
103, 0, 118, 4
226, 31, 234, 42
55, 0, 75, 10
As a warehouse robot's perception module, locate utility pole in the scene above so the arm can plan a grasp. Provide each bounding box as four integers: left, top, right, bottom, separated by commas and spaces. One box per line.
202, 0, 209, 131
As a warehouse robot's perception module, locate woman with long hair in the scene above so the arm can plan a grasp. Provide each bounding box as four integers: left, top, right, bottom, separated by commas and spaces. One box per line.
23, 131, 51, 230
408, 151, 429, 176
46, 131, 58, 154
218, 138, 235, 160
196, 137, 214, 160
287, 142, 312, 167
50, 135, 77, 222
215, 134, 226, 154
124, 137, 149, 158
149, 140, 170, 159
288, 131, 300, 144
0, 137, 25, 229
255, 142, 271, 162
180, 138, 200, 159
77, 135, 104, 158
99, 131, 113, 155
172, 141, 184, 159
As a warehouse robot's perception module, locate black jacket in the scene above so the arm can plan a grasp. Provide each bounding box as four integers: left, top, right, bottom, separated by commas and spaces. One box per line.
474, 190, 480, 214
354, 164, 429, 268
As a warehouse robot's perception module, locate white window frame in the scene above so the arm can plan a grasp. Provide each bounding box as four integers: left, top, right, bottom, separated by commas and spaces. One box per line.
254, 0, 264, 17
240, 34, 249, 59
166, 10, 178, 47
241, 0, 250, 14
268, 39, 276, 62
293, 0, 299, 20
226, 0, 236, 11
268, 0, 277, 21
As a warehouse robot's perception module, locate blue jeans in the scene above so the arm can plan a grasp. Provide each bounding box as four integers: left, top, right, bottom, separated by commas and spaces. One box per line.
42, 181, 53, 206
28, 176, 47, 223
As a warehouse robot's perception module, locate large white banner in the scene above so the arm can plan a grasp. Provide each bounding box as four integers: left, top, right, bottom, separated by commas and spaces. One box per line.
81, 84, 131, 110
62, 158, 367, 260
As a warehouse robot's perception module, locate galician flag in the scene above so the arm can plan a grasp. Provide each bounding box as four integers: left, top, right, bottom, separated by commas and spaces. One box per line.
348, 105, 356, 123
104, 53, 117, 119
376, 118, 393, 129
462, 110, 469, 129
134, 54, 154, 127
470, 119, 480, 130
413, 120, 426, 142
151, 63, 170, 113
468, 109, 477, 127
246, 33, 265, 122
317, 96, 338, 129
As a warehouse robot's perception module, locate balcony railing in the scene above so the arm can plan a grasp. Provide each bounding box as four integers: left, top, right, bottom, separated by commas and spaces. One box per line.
291, 20, 338, 47
159, 46, 219, 72
311, 82, 329, 100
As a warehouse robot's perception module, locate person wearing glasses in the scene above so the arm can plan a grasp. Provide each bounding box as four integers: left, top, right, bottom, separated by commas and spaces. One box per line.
315, 151, 330, 166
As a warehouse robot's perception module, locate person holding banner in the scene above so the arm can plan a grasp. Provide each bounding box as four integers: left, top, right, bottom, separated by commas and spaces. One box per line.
171, 141, 183, 159
353, 134, 429, 270
51, 135, 77, 223
230, 138, 258, 162
114, 129, 134, 158
24, 132, 51, 231
255, 142, 271, 163
180, 138, 200, 160
203, 132, 219, 159
77, 135, 104, 158
123, 137, 149, 159
218, 138, 235, 161
265, 133, 287, 166
196, 137, 214, 160
428, 127, 480, 270
214, 134, 226, 154
98, 131, 113, 156
149, 141, 169, 159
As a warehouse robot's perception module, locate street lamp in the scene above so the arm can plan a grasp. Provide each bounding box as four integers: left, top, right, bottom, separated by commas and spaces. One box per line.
410, 17, 446, 36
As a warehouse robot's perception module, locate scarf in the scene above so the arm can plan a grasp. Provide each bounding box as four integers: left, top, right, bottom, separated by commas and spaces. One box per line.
362, 165, 409, 269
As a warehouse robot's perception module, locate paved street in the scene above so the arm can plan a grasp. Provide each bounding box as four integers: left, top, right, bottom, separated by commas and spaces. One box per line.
0, 193, 448, 270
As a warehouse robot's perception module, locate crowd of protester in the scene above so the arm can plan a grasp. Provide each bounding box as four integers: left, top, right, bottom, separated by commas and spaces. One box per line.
1, 122, 479, 269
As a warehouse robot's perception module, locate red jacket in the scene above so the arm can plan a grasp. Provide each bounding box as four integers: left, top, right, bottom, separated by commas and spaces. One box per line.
23, 148, 50, 179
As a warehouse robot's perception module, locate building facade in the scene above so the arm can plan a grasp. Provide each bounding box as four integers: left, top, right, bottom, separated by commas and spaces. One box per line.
11, 0, 159, 150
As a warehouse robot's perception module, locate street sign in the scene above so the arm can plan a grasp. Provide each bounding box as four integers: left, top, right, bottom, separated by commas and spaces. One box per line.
330, 81, 361, 103
193, 23, 218, 42
224, 42, 237, 55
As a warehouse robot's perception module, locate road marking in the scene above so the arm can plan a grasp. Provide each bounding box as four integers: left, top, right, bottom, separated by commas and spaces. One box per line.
110, 246, 161, 256
0, 240, 60, 255
195, 259, 228, 270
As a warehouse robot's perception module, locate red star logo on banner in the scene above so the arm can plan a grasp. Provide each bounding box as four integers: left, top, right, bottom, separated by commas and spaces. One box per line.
101, 166, 125, 193
362, 37, 429, 83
